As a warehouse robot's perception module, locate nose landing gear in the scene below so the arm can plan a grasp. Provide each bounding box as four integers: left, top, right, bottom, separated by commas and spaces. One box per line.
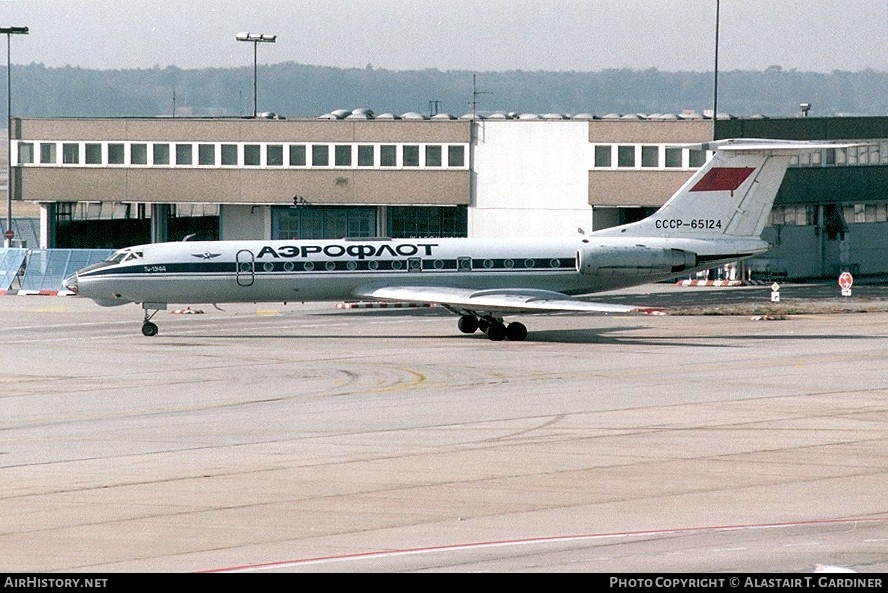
140, 303, 167, 336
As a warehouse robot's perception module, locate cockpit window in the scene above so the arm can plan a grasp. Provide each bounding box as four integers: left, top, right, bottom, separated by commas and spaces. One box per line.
108, 249, 143, 264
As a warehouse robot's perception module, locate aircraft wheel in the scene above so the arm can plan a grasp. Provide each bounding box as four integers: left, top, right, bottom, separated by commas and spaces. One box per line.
141, 322, 159, 337
485, 322, 506, 341
505, 322, 528, 341
458, 315, 479, 334
477, 318, 490, 333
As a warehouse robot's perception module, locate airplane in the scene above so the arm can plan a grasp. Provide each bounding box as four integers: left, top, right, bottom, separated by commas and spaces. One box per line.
64, 138, 857, 341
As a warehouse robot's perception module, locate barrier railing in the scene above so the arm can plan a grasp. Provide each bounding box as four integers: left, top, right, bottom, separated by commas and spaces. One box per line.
0, 248, 115, 294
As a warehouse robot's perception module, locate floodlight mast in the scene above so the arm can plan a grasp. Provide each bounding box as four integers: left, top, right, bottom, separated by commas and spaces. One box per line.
712, 0, 719, 141
236, 32, 277, 118
1, 25, 28, 248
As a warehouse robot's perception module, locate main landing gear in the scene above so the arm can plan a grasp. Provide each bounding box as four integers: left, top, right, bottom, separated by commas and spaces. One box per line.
457, 314, 528, 342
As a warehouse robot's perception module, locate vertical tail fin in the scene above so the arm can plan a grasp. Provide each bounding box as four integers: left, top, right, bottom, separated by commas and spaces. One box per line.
595, 139, 856, 240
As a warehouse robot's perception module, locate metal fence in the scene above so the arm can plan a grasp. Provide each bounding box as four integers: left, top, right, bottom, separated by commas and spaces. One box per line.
0, 248, 115, 292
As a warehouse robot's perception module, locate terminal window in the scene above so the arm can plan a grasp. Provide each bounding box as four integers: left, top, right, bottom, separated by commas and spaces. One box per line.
108, 144, 125, 165
198, 144, 215, 166
153, 143, 170, 165
617, 145, 635, 167
358, 145, 374, 166
130, 144, 147, 165
425, 145, 442, 167
448, 145, 465, 167
17, 140, 469, 170
17, 142, 33, 164
267, 144, 283, 166
176, 144, 193, 166
665, 147, 682, 167
63, 143, 80, 164
335, 145, 352, 167
388, 205, 468, 238
40, 143, 56, 164
221, 144, 237, 166
641, 145, 658, 167
594, 145, 611, 167
244, 144, 260, 166
403, 145, 420, 167
380, 145, 397, 167
312, 145, 329, 167
85, 143, 102, 164
289, 144, 306, 166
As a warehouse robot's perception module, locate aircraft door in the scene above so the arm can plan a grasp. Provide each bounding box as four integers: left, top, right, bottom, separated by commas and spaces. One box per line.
236, 249, 255, 287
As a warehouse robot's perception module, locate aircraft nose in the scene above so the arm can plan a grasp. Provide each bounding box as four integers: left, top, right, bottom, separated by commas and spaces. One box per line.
63, 273, 79, 294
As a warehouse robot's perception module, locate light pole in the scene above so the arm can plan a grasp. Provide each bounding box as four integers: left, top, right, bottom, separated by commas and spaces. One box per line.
235, 32, 276, 118
2, 25, 27, 248
712, 0, 719, 141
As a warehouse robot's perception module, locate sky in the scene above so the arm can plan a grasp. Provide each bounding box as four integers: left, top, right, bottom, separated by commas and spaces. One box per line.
0, 0, 886, 73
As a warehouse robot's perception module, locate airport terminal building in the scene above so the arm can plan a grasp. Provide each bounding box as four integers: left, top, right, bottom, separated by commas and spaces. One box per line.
7, 112, 888, 280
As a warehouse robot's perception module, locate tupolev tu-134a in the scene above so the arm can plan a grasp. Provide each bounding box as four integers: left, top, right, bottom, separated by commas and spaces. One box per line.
64, 138, 860, 341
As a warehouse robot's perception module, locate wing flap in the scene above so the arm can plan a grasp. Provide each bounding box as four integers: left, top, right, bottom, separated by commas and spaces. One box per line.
355, 285, 648, 315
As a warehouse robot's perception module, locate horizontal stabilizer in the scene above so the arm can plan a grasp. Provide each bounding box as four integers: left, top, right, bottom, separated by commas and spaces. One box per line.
671, 138, 872, 154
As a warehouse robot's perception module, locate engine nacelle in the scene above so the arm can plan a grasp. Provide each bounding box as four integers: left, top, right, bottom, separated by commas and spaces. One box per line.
576, 245, 697, 276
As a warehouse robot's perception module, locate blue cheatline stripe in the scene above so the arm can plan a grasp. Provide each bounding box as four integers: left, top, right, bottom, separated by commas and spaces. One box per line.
81, 257, 579, 277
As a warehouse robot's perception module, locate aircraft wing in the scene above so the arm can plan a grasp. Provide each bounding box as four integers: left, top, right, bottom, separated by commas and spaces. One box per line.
354, 285, 651, 315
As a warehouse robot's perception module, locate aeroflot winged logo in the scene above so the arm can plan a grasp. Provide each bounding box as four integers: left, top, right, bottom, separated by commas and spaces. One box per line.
192, 252, 222, 260
690, 167, 755, 192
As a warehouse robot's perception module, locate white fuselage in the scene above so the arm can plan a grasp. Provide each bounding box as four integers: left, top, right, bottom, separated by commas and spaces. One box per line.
70, 235, 769, 307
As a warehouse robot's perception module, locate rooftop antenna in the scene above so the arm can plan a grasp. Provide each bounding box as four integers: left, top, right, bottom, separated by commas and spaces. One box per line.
470, 73, 491, 119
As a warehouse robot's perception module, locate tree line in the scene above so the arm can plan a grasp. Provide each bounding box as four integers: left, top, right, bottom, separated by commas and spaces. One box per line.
5, 62, 887, 119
